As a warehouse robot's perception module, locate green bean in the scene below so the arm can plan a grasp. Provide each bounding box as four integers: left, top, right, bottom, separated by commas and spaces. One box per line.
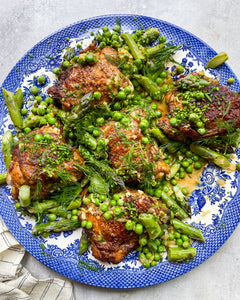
168, 247, 196, 262
134, 75, 160, 99
161, 191, 188, 220
79, 231, 90, 255
190, 143, 230, 169
121, 32, 145, 60
19, 185, 31, 207
173, 185, 191, 217
32, 218, 81, 235
0, 172, 7, 184
3, 88, 23, 129
139, 213, 163, 239
172, 218, 205, 242
1, 130, 13, 169
15, 88, 24, 109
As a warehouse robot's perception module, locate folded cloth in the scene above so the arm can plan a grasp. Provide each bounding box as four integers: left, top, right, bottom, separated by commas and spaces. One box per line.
0, 216, 74, 300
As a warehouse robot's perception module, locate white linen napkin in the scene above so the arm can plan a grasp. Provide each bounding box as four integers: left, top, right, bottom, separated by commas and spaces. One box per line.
0, 216, 74, 300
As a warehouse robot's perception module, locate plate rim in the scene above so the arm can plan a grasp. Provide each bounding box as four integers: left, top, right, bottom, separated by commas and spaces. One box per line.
0, 13, 240, 289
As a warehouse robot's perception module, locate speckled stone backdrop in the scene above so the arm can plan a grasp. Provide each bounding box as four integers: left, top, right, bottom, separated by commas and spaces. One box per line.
0, 0, 240, 299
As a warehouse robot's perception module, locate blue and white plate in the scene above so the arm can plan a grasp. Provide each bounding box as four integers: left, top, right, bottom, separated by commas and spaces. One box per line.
0, 14, 240, 289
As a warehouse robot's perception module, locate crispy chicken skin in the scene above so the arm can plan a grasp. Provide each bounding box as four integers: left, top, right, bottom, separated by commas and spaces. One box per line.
101, 107, 170, 183
79, 188, 171, 264
48, 44, 132, 110
159, 73, 240, 140
7, 125, 84, 200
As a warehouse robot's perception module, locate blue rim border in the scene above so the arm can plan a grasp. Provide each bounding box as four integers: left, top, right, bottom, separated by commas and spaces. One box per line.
0, 14, 240, 289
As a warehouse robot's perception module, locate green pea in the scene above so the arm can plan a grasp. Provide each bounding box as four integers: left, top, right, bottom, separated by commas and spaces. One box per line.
37, 75, 46, 85
143, 261, 150, 268
151, 103, 158, 110
193, 155, 199, 162
30, 86, 39, 96
182, 160, 189, 168
114, 206, 122, 215
155, 111, 162, 118
227, 77, 235, 84
44, 133, 52, 140
93, 129, 100, 137
86, 221, 93, 229
113, 111, 123, 121
169, 233, 175, 240
48, 213, 57, 221
121, 117, 129, 126
117, 198, 124, 206
134, 59, 142, 68
157, 245, 165, 253
81, 220, 87, 227
179, 171, 186, 179
103, 211, 113, 220
198, 128, 206, 135
71, 209, 78, 216
71, 215, 78, 221
34, 134, 42, 142
170, 178, 178, 186
96, 117, 104, 126
194, 161, 202, 169
176, 238, 183, 246
142, 246, 150, 253
161, 85, 169, 93
45, 97, 53, 104
162, 185, 169, 193
236, 163, 240, 171
177, 65, 184, 74
160, 71, 167, 78
109, 200, 117, 207
153, 253, 161, 262
159, 35, 166, 43
124, 86, 132, 94
181, 234, 189, 242
174, 231, 181, 239
146, 252, 152, 260
53, 67, 61, 75
118, 91, 126, 100
15, 202, 21, 209
37, 107, 46, 116
47, 116, 57, 125
169, 117, 178, 127
113, 102, 121, 110
125, 220, 135, 230
135, 223, 143, 235
139, 119, 149, 130
139, 235, 148, 246
62, 60, 71, 68
21, 108, 28, 116
156, 77, 163, 86
154, 189, 162, 198
142, 137, 150, 145
182, 187, 189, 195
24, 127, 31, 134
99, 194, 106, 202
93, 91, 102, 100
182, 241, 190, 248
186, 165, 193, 173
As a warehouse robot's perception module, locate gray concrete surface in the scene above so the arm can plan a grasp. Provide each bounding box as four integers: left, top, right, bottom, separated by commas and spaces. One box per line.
1, 0, 240, 299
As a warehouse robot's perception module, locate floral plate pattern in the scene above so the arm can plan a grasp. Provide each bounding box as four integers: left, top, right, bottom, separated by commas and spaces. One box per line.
0, 14, 240, 288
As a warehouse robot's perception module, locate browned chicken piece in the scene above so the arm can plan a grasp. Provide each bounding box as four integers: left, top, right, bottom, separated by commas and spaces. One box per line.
48, 44, 132, 110
159, 73, 240, 141
101, 107, 170, 183
79, 188, 171, 264
7, 125, 84, 200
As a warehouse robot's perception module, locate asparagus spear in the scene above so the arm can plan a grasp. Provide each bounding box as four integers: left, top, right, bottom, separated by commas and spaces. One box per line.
141, 28, 160, 45
161, 191, 188, 220
168, 247, 196, 262
0, 172, 7, 184
67, 198, 82, 210
134, 75, 160, 99
32, 200, 58, 213
121, 32, 145, 60
172, 219, 205, 242
32, 218, 81, 235
173, 185, 191, 217
1, 130, 13, 169
19, 185, 31, 207
79, 231, 90, 255
190, 143, 230, 169
48, 206, 72, 219
23, 115, 46, 129
146, 43, 165, 57
139, 213, 163, 239
150, 128, 170, 144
